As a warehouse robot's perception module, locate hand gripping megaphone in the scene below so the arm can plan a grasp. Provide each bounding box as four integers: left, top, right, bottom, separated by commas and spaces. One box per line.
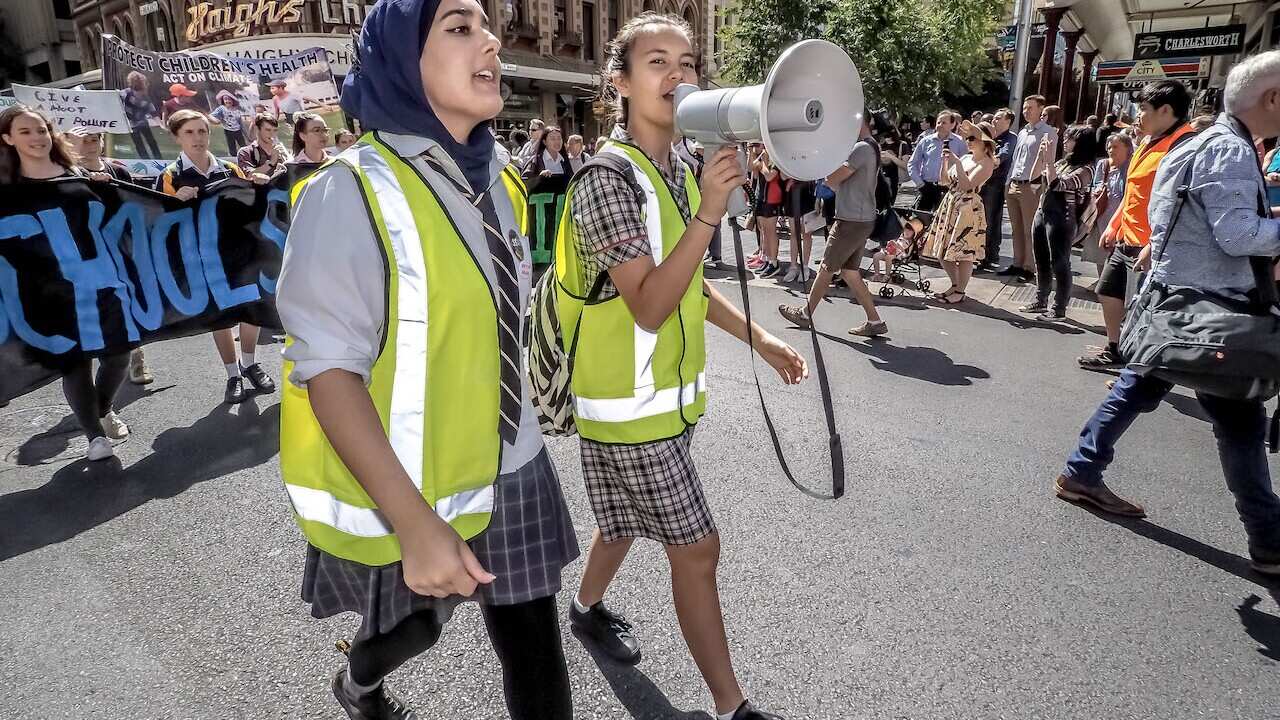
674, 39, 864, 218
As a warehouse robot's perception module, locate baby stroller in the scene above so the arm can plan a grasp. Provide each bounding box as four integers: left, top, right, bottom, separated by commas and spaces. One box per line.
876, 209, 934, 299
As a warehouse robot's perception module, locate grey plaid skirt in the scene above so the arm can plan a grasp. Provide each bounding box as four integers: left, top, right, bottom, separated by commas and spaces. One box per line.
301, 448, 579, 640
580, 428, 716, 546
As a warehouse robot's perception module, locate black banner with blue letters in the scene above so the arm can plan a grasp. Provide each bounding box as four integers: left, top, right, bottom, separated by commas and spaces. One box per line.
0, 172, 304, 403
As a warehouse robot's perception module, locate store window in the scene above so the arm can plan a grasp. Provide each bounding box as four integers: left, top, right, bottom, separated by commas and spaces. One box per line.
608, 0, 619, 39
555, 0, 567, 37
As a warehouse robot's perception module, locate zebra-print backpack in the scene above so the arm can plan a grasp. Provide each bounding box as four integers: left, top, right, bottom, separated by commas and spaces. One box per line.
526, 151, 643, 435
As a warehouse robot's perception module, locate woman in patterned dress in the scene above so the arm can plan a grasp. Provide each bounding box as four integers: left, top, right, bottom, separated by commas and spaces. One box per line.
922, 120, 996, 304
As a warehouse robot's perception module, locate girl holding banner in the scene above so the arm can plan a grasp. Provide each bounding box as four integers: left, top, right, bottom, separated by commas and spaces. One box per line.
0, 105, 130, 461
155, 109, 275, 406
276, 1, 577, 718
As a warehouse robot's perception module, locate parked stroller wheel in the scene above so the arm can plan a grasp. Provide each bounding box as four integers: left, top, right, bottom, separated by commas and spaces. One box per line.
890, 271, 905, 285
920, 279, 932, 292
878, 285, 895, 299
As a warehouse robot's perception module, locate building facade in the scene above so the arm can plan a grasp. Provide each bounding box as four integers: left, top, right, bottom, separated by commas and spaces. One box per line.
0, 0, 82, 85
62, 0, 715, 138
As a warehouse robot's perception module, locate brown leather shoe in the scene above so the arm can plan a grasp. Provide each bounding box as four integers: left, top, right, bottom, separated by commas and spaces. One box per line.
1055, 474, 1146, 518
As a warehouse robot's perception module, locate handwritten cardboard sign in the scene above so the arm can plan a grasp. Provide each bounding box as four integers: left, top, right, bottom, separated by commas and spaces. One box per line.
10, 84, 131, 134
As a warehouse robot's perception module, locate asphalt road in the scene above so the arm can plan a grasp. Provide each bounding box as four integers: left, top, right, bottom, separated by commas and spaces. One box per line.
2, 273, 1278, 720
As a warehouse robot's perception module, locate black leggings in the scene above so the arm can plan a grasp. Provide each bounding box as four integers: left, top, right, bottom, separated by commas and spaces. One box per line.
61, 354, 129, 440
1032, 203, 1076, 313
130, 126, 161, 160
347, 596, 571, 720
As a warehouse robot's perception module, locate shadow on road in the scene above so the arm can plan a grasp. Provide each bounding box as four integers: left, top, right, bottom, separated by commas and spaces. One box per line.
0, 399, 280, 560
929, 298, 1087, 335
573, 628, 714, 720
816, 332, 990, 387
7, 384, 177, 467
1237, 594, 1280, 661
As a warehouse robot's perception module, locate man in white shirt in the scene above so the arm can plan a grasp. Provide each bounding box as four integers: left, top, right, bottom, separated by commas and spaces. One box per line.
1001, 94, 1057, 280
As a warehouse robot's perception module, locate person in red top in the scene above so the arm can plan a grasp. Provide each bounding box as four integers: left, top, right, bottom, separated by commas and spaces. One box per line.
1078, 81, 1195, 369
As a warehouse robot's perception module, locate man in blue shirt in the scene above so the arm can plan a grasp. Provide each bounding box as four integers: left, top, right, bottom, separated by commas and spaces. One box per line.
1053, 50, 1280, 578
980, 108, 1018, 272
1001, 95, 1055, 280
908, 110, 968, 212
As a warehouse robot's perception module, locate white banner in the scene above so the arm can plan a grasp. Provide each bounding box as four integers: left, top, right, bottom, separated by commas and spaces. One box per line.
11, 84, 131, 134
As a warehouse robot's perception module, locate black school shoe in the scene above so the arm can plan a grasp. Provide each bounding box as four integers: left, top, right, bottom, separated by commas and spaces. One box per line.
569, 600, 642, 664
731, 700, 786, 720
332, 670, 418, 720
224, 376, 247, 405
240, 363, 276, 394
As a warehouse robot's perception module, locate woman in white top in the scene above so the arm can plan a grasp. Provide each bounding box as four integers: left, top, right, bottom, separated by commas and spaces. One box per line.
520, 125, 570, 188
288, 112, 333, 164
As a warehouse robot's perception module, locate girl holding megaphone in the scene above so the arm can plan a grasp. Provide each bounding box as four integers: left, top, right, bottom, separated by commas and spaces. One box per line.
556, 12, 807, 720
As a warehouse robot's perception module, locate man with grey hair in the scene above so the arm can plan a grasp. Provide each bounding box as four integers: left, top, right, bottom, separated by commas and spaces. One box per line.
1053, 50, 1280, 577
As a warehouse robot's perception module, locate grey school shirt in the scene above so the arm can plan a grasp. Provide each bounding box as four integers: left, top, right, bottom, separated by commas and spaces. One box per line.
277, 131, 544, 474
834, 139, 879, 223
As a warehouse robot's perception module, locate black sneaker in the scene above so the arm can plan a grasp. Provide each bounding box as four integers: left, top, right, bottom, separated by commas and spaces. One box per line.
996, 266, 1021, 277
1078, 344, 1123, 369
332, 671, 417, 720
241, 363, 276, 394
1017, 302, 1048, 314
569, 600, 641, 664
1038, 309, 1067, 321
224, 376, 247, 405
731, 700, 786, 720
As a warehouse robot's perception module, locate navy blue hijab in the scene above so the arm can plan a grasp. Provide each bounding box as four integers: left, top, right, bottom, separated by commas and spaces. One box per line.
342, 0, 496, 192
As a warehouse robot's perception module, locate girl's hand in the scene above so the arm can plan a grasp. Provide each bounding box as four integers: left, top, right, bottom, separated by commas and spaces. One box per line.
174, 185, 198, 202
540, 169, 552, 177
250, 172, 270, 185
757, 331, 808, 385
698, 146, 747, 219
399, 515, 495, 598
87, 172, 112, 183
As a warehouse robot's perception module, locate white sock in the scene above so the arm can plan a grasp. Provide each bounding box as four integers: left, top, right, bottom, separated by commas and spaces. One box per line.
225, 362, 240, 379
344, 666, 382, 697
717, 704, 743, 720
572, 594, 591, 613
240, 350, 255, 367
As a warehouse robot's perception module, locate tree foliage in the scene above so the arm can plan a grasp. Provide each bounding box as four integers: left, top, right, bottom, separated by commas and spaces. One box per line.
718, 0, 1006, 116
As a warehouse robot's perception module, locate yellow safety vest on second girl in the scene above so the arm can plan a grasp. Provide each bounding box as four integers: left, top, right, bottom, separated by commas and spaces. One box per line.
555, 141, 707, 445
279, 133, 529, 567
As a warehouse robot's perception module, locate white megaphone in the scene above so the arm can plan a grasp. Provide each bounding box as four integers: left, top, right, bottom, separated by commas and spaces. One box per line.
674, 39, 863, 218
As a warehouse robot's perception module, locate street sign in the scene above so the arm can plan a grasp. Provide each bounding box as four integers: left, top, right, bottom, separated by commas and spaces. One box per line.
1094, 57, 1208, 85
1134, 24, 1245, 60
139, 1, 159, 16
995, 23, 1047, 50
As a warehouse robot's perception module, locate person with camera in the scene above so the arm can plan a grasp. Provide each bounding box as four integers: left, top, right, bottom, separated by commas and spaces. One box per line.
1053, 51, 1280, 578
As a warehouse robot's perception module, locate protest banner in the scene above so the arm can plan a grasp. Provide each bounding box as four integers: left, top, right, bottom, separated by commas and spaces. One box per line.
0, 175, 292, 404
99, 34, 342, 160
524, 174, 570, 266
10, 84, 131, 134
0, 97, 17, 110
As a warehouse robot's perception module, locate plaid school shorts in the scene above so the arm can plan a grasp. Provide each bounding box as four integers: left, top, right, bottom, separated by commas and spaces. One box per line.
579, 428, 716, 546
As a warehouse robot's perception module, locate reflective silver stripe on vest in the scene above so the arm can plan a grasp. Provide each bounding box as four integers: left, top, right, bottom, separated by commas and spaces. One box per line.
575, 147, 703, 423
287, 483, 495, 537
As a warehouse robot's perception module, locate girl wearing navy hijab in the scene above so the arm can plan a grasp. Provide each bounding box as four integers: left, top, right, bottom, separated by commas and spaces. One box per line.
276, 1, 577, 718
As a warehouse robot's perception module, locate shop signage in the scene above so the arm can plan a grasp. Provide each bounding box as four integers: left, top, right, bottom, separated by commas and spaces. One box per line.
995, 23, 1048, 50
185, 0, 376, 44
139, 1, 159, 16
1094, 57, 1209, 85
1134, 24, 1245, 60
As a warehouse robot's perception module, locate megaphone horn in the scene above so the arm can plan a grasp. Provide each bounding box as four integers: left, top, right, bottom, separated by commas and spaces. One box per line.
674, 39, 864, 217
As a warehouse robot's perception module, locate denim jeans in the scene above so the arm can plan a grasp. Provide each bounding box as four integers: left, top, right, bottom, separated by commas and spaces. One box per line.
1064, 369, 1280, 557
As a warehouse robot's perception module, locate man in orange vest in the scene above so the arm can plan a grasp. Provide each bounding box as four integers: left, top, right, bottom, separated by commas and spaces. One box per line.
1079, 81, 1195, 369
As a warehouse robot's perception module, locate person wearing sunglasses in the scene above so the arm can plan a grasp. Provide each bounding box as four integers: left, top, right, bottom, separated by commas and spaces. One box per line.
290, 112, 333, 164
920, 120, 996, 304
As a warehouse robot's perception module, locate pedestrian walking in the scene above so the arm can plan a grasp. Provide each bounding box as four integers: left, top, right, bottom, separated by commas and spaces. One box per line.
776, 117, 887, 335
155, 109, 274, 405
751, 145, 783, 277
1019, 125, 1098, 320
908, 110, 967, 212
277, 1, 579, 718
560, 12, 807, 720
1054, 50, 1280, 578
0, 105, 129, 461
1078, 80, 1194, 369
979, 108, 1017, 272
921, 120, 996, 304
1002, 95, 1055, 281
1082, 133, 1133, 274
66, 126, 156, 386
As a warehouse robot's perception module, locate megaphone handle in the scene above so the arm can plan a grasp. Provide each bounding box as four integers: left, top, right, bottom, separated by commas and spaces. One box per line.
702, 143, 751, 219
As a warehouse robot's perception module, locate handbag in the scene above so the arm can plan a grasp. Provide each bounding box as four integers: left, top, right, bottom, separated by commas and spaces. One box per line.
1118, 136, 1280, 408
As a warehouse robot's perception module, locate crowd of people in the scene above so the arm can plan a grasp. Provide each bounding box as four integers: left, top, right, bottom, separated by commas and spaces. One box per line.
3, 0, 1280, 718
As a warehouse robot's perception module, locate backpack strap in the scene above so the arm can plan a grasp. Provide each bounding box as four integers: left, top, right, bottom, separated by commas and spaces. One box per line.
570, 150, 647, 220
